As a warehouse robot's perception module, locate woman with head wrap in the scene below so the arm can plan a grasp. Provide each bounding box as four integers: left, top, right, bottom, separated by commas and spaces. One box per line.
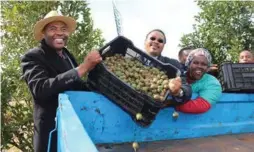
175, 48, 222, 113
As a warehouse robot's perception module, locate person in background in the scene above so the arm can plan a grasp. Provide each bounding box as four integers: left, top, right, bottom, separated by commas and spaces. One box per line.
143, 29, 192, 104
175, 48, 222, 114
239, 49, 254, 63
178, 46, 194, 72
21, 11, 102, 152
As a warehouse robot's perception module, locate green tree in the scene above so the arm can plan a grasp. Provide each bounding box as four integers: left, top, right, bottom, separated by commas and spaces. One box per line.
180, 1, 254, 64
1, 1, 104, 151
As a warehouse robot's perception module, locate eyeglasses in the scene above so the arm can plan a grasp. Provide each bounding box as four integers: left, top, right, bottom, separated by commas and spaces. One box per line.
150, 37, 164, 43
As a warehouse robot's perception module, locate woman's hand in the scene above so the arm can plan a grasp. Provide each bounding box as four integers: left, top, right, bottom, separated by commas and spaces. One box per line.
168, 77, 182, 96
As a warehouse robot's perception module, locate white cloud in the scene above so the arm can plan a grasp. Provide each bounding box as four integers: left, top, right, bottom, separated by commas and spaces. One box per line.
88, 0, 200, 59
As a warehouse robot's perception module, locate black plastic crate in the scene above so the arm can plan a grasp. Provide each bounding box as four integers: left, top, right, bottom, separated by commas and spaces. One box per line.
219, 63, 254, 93
87, 36, 180, 127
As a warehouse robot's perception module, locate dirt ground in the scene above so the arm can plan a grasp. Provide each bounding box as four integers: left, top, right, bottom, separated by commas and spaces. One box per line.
4, 133, 254, 152
98, 133, 254, 152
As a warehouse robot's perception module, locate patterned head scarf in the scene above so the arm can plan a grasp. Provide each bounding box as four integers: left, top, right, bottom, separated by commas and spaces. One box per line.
185, 48, 212, 67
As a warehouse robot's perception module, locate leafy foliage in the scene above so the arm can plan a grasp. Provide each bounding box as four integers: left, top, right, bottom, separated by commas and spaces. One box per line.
1, 1, 104, 151
180, 1, 254, 64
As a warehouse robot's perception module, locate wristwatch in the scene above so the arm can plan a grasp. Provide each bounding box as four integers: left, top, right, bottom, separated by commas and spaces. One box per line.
178, 89, 184, 97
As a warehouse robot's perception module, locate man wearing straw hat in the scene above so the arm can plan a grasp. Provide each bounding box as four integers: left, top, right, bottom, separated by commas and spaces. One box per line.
21, 11, 102, 152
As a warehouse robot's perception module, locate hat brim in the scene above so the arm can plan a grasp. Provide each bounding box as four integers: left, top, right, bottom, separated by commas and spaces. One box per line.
34, 16, 77, 41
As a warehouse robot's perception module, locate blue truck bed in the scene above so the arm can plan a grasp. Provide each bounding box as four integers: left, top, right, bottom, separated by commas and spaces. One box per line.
51, 91, 254, 152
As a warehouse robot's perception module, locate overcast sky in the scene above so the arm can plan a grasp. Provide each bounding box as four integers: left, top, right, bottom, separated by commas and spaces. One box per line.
87, 0, 200, 59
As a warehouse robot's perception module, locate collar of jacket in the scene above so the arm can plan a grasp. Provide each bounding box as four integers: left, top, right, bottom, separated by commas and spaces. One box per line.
40, 39, 68, 57
157, 55, 162, 60
157, 55, 167, 62
38, 39, 78, 73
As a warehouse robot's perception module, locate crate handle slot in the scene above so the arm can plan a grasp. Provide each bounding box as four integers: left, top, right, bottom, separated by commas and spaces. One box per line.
98, 36, 133, 55
99, 44, 111, 55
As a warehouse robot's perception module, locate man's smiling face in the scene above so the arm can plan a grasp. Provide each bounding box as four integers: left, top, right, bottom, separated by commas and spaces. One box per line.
145, 31, 165, 57
43, 21, 70, 51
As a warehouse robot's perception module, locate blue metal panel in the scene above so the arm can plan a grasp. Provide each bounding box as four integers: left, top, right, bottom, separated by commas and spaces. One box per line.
219, 93, 254, 103
57, 91, 254, 146
57, 94, 99, 152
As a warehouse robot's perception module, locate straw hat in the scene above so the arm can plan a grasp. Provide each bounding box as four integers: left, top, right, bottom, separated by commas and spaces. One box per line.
34, 10, 77, 41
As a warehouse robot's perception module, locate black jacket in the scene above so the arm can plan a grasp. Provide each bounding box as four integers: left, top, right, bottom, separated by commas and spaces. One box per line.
157, 56, 182, 72
21, 40, 87, 152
